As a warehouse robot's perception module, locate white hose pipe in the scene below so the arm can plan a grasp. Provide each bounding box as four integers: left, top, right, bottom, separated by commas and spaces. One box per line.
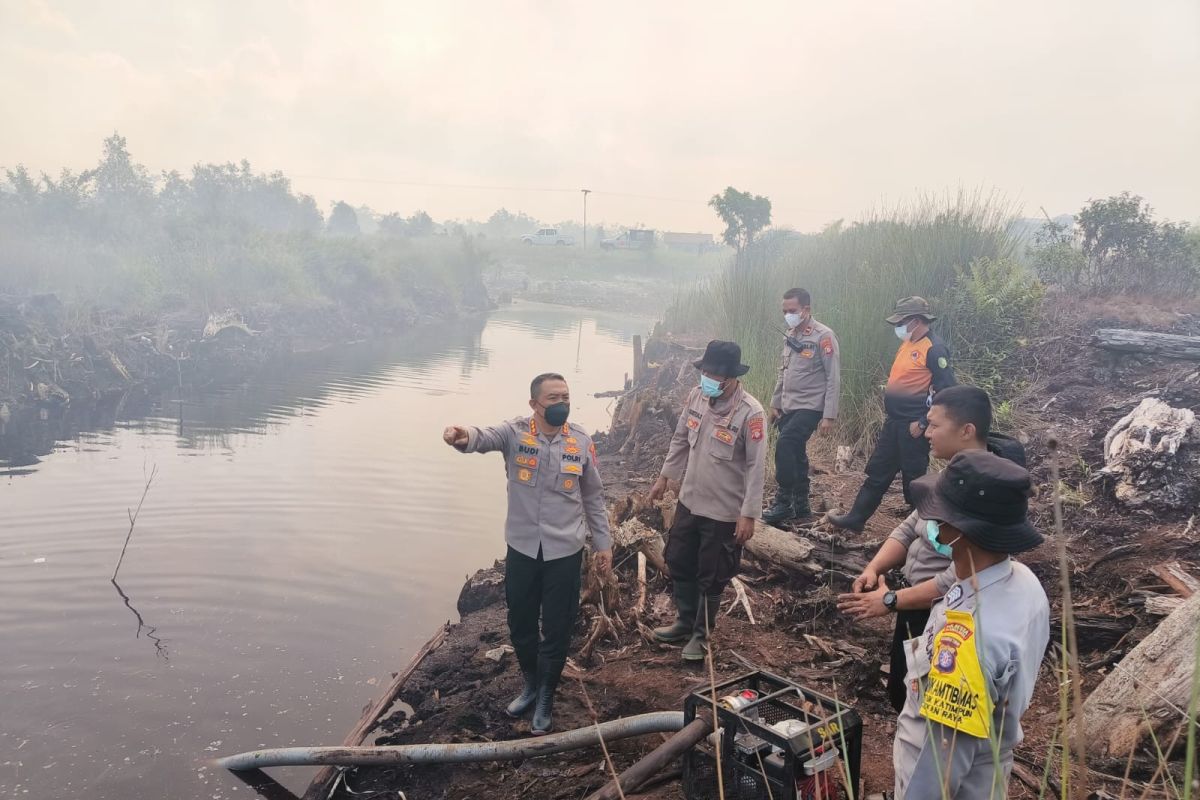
217, 711, 685, 771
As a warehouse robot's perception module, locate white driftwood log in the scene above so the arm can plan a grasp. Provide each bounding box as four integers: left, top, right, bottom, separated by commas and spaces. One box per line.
1081, 591, 1200, 758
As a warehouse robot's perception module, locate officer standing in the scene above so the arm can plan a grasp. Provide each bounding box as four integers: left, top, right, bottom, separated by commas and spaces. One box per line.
892, 450, 1048, 799
764, 287, 840, 524
443, 373, 612, 735
829, 296, 955, 533
647, 341, 767, 661
836, 386, 1005, 713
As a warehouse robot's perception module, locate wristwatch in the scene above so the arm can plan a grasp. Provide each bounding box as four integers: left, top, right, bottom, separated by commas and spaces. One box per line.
882, 590, 898, 612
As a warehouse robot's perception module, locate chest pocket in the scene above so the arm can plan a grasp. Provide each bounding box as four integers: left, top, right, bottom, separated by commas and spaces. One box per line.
710, 427, 736, 460
511, 443, 540, 487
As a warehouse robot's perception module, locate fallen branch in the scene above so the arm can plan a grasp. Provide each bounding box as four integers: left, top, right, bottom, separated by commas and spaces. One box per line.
1092, 328, 1200, 360
112, 465, 159, 581
584, 715, 712, 800
1149, 561, 1199, 598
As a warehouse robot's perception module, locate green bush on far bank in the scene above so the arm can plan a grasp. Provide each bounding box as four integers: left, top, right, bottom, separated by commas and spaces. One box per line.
665, 192, 1043, 447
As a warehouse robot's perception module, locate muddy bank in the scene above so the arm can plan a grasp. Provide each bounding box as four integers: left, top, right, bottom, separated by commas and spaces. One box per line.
324, 303, 1200, 800
0, 291, 478, 467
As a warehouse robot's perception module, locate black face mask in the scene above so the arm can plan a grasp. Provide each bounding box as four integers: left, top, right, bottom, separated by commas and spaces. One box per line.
541, 402, 570, 427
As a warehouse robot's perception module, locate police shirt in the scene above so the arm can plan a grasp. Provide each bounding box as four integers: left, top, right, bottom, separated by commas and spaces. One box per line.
884, 331, 956, 422
770, 319, 841, 418
659, 385, 767, 523
461, 416, 612, 561
893, 558, 1049, 800
887, 511, 956, 594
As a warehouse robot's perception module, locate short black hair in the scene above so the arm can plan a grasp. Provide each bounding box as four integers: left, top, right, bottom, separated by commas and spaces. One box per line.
530, 372, 567, 399
783, 287, 811, 306
931, 385, 992, 440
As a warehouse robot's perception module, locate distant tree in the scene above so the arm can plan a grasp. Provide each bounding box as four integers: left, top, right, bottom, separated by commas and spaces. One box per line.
407, 210, 435, 237
709, 187, 771, 258
327, 201, 360, 236
1077, 192, 1196, 291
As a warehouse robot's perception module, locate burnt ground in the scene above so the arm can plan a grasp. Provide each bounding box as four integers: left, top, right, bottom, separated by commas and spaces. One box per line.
334, 300, 1200, 800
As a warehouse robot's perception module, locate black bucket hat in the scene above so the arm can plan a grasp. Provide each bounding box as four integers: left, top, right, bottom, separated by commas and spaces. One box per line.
885, 296, 937, 325
692, 340, 750, 378
910, 450, 1043, 554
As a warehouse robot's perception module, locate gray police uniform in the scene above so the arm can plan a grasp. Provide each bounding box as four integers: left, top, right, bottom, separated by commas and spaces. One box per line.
460, 415, 611, 685
883, 511, 958, 712
660, 385, 767, 595
893, 558, 1049, 799
768, 320, 840, 503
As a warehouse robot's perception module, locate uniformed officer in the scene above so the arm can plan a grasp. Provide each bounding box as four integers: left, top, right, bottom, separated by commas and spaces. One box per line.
647, 340, 767, 661
443, 373, 612, 735
829, 296, 956, 533
892, 450, 1048, 799
836, 386, 1008, 713
763, 287, 840, 524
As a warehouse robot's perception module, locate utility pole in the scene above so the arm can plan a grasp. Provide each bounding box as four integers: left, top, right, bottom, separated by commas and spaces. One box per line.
581, 188, 591, 250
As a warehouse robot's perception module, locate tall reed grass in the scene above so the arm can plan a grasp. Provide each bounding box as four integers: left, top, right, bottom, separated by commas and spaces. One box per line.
664, 191, 1034, 446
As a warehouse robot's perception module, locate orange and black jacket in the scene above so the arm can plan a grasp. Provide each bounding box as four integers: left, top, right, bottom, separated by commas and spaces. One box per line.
883, 332, 956, 423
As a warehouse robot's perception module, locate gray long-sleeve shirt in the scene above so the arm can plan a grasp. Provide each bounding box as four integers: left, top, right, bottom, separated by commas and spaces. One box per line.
660, 385, 767, 522
460, 416, 612, 561
770, 319, 840, 418
888, 511, 958, 595
894, 558, 1050, 799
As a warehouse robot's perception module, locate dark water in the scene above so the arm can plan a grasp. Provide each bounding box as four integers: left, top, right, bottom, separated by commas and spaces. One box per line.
0, 302, 651, 800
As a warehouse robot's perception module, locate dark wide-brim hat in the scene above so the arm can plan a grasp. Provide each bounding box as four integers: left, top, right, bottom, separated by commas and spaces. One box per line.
692, 339, 750, 378
885, 295, 937, 325
910, 450, 1043, 554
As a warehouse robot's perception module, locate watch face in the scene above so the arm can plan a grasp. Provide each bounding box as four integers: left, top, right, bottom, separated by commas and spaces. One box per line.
884, 591, 897, 609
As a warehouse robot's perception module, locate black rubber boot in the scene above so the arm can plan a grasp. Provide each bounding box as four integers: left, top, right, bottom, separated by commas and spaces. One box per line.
653, 579, 699, 644
762, 489, 795, 525
682, 595, 722, 662
530, 666, 559, 735
504, 670, 538, 718
826, 511, 865, 533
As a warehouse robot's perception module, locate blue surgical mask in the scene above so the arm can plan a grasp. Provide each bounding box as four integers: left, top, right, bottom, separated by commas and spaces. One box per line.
699, 375, 724, 398
925, 519, 958, 558
784, 312, 802, 329
895, 323, 911, 341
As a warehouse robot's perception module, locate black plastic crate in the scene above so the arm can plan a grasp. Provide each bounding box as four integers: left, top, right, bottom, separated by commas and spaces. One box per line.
683, 670, 862, 800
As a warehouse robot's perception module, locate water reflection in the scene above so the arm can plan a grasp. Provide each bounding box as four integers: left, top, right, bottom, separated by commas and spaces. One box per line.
0, 302, 652, 800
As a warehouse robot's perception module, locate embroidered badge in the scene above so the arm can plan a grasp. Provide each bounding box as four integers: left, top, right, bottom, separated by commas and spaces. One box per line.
945, 584, 964, 608
565, 437, 578, 444
821, 336, 834, 357
910, 349, 921, 363
800, 347, 815, 359
589, 442, 598, 465
562, 463, 583, 475
564, 446, 581, 455
562, 478, 575, 490
686, 417, 700, 431
714, 429, 735, 445
938, 356, 948, 369
748, 417, 764, 441
518, 469, 532, 482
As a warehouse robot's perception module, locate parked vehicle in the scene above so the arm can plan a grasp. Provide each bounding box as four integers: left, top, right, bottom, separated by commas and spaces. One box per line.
600, 229, 656, 251
520, 228, 575, 246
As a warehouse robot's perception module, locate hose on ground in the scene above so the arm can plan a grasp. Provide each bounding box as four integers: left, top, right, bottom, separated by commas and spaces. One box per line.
217, 711, 686, 771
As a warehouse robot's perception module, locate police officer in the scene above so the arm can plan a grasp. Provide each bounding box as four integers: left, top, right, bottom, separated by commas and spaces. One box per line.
836, 386, 1008, 712
647, 341, 767, 661
764, 287, 840, 524
829, 296, 955, 532
444, 373, 612, 735
893, 450, 1048, 799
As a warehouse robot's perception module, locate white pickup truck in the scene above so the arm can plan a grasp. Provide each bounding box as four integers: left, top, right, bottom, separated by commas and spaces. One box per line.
520, 228, 575, 246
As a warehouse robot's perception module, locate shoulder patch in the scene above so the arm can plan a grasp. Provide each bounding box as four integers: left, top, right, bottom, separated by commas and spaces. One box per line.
820, 336, 834, 356
938, 356, 948, 369
748, 416, 764, 441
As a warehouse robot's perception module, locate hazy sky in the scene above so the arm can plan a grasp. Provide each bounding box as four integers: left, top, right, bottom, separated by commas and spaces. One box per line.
2, 0, 1197, 232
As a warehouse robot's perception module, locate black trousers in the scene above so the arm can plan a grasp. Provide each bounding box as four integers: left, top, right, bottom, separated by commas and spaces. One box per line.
846, 417, 930, 523
888, 608, 931, 713
664, 502, 741, 596
505, 545, 582, 688
774, 409, 823, 497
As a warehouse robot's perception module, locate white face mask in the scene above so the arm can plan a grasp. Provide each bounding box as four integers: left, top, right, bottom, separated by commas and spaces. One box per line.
784, 312, 802, 329
894, 323, 911, 341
